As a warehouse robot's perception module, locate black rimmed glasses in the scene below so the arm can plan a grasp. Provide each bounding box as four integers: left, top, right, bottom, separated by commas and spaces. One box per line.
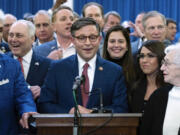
74, 35, 99, 43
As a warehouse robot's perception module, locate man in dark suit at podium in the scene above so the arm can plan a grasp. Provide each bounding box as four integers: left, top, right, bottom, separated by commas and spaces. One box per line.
39, 18, 128, 114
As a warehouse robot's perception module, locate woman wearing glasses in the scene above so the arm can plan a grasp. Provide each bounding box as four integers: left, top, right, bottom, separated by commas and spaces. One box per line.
102, 25, 136, 111
131, 40, 168, 113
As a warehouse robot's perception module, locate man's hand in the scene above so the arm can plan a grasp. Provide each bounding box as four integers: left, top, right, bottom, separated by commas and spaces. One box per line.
19, 112, 38, 129
30, 85, 41, 100
47, 48, 63, 60
128, 21, 144, 38
69, 105, 93, 114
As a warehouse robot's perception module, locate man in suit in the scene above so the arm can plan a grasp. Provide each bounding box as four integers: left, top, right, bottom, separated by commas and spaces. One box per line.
8, 20, 51, 101
33, 10, 54, 46
0, 11, 11, 53
142, 11, 168, 46
39, 18, 128, 114
165, 18, 177, 45
2, 14, 17, 43
0, 53, 37, 135
34, 6, 75, 60
130, 12, 145, 56
82, 2, 105, 56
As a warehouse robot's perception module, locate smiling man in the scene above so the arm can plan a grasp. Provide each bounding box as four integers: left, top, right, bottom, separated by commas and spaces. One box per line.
39, 18, 128, 114
8, 20, 51, 104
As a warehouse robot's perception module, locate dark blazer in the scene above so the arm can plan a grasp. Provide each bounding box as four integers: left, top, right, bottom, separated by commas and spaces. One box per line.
8, 51, 51, 87
139, 85, 173, 135
33, 39, 58, 57
26, 52, 51, 86
131, 39, 141, 56
0, 54, 36, 135
39, 55, 128, 113
131, 80, 147, 113
0, 41, 10, 53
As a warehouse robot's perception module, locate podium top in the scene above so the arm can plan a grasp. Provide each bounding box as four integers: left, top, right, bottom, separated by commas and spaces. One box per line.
33, 113, 142, 118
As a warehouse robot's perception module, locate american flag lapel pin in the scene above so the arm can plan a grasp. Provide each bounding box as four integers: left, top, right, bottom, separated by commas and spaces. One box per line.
99, 66, 103, 71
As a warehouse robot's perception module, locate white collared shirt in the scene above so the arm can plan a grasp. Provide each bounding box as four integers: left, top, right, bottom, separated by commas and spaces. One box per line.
57, 41, 76, 58
163, 86, 180, 135
77, 54, 97, 93
14, 49, 32, 80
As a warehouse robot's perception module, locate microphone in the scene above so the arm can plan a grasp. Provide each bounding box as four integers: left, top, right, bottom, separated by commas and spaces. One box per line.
72, 75, 85, 91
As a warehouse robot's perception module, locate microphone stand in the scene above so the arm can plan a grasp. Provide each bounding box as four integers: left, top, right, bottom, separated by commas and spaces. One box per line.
73, 88, 79, 135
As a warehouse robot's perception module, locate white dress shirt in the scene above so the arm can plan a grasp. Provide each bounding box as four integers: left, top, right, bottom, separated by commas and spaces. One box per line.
57, 41, 76, 58
77, 54, 97, 93
14, 49, 32, 80
163, 86, 180, 135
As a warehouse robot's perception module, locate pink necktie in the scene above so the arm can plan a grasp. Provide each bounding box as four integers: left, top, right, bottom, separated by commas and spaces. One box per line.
81, 63, 89, 107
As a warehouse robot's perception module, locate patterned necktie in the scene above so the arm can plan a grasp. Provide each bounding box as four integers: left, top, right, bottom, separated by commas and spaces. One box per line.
18, 57, 24, 74
81, 63, 89, 107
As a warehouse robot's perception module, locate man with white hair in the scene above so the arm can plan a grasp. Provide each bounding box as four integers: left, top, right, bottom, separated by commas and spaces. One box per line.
2, 14, 17, 43
8, 20, 51, 102
142, 11, 167, 44
0, 10, 10, 53
140, 43, 180, 135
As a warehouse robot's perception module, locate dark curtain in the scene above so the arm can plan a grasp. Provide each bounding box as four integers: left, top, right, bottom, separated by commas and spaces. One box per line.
0, 0, 53, 19
74, 0, 180, 31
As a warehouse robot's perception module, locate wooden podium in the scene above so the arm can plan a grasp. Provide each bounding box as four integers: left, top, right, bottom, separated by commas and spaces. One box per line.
33, 113, 141, 135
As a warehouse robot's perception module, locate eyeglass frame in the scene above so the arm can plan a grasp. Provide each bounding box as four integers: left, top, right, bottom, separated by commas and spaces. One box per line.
73, 34, 100, 43
161, 59, 174, 67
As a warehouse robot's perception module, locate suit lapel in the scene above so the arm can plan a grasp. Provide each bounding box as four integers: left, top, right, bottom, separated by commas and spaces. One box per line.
87, 56, 105, 107
92, 56, 105, 90
26, 53, 40, 82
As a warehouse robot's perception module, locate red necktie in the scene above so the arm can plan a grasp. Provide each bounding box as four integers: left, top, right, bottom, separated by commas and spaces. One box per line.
81, 63, 89, 107
18, 57, 24, 74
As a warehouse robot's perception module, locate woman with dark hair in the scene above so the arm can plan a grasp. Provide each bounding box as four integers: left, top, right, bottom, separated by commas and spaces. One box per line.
103, 25, 136, 109
131, 40, 168, 113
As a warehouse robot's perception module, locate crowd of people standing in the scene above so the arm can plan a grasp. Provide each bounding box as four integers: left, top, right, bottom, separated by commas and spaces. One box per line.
0, 1, 180, 135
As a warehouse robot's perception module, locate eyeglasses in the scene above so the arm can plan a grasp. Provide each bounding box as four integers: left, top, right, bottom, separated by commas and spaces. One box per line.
137, 53, 157, 59
74, 35, 99, 43
161, 59, 173, 66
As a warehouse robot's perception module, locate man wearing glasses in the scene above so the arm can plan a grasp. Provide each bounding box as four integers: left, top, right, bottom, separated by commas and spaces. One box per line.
39, 18, 128, 114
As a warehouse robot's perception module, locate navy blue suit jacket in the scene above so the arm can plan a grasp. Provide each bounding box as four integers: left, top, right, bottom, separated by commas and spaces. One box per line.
39, 55, 128, 113
26, 52, 51, 86
0, 41, 10, 53
0, 54, 36, 135
8, 51, 51, 87
33, 39, 58, 57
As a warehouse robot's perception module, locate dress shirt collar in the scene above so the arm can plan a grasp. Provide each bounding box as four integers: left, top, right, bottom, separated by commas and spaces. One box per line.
57, 40, 74, 50
14, 49, 33, 64
77, 54, 97, 75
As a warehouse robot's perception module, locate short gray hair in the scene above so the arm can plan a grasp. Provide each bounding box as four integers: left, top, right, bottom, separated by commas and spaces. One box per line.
12, 20, 35, 37
104, 11, 121, 23
142, 11, 166, 29
34, 10, 52, 23
165, 43, 180, 66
